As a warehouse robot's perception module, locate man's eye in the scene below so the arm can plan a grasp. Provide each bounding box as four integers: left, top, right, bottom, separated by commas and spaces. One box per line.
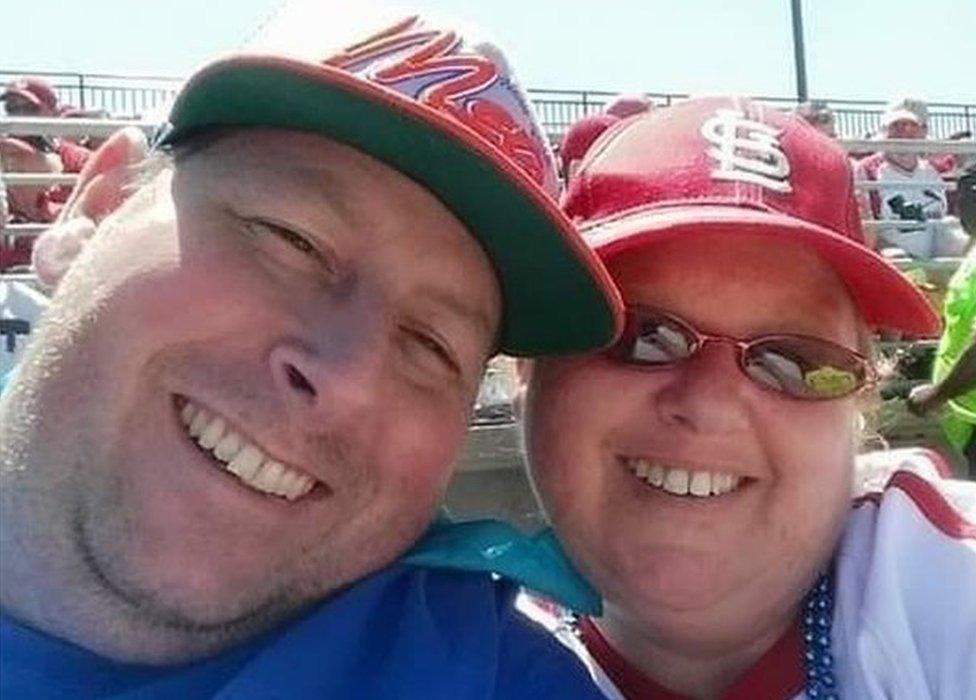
401, 327, 461, 376
250, 219, 316, 254
272, 224, 317, 255
246, 219, 334, 272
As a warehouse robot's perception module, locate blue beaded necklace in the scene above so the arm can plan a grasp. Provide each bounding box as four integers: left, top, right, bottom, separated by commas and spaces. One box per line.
802, 572, 839, 699
563, 573, 840, 700
571, 571, 840, 699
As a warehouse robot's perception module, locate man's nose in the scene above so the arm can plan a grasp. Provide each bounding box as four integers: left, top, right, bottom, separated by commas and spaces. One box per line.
269, 307, 387, 428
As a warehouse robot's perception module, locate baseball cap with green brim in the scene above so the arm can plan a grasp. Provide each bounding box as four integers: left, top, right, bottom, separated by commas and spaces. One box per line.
158, 2, 622, 356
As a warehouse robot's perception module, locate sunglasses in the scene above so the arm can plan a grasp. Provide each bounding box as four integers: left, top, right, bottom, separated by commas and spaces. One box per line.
606, 307, 876, 400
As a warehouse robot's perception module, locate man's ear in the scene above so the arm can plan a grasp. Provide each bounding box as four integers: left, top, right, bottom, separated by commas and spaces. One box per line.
57, 126, 149, 224
513, 359, 533, 421
32, 127, 148, 288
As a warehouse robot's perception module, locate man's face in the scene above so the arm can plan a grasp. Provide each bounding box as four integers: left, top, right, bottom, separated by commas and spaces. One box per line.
1, 93, 44, 116
885, 119, 925, 169
886, 118, 924, 140
525, 235, 859, 643
1, 130, 500, 639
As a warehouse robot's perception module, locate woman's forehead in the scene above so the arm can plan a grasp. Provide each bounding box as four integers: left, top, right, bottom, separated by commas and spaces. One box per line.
610, 233, 836, 285
607, 234, 860, 336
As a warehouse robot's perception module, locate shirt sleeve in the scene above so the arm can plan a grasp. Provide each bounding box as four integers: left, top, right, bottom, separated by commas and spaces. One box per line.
495, 596, 608, 699
835, 471, 976, 699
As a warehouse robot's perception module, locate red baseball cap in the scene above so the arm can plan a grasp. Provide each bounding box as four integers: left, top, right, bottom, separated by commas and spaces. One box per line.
160, 4, 622, 356
2, 78, 59, 115
560, 113, 620, 173
565, 96, 940, 337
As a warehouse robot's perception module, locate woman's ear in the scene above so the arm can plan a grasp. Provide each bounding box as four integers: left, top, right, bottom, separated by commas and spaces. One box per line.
32, 127, 148, 288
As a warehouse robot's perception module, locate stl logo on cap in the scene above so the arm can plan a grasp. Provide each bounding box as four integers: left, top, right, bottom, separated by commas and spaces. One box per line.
701, 107, 793, 193
323, 16, 551, 192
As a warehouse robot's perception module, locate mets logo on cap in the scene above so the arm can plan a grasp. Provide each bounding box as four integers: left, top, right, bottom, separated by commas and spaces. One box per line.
322, 16, 556, 195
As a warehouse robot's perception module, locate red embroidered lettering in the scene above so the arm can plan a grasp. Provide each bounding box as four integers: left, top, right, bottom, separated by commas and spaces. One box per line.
324, 17, 547, 186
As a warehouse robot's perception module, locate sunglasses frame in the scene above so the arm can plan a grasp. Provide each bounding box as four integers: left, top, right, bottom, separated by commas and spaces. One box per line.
607, 306, 878, 401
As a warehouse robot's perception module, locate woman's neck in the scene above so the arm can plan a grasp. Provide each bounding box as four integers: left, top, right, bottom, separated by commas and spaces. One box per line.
594, 603, 799, 700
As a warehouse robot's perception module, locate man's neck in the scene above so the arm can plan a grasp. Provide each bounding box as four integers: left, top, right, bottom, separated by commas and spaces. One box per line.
595, 604, 796, 700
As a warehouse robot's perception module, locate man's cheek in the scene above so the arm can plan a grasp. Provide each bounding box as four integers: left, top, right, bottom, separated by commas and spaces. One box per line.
387, 405, 468, 492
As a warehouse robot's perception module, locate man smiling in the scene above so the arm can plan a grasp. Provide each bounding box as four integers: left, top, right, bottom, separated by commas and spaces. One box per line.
0, 5, 620, 698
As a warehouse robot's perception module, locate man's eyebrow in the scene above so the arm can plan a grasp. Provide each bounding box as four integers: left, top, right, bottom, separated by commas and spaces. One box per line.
266, 164, 363, 231
201, 145, 362, 234
413, 284, 497, 338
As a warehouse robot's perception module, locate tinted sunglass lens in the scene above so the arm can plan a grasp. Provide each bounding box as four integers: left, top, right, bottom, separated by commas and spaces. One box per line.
744, 338, 864, 399
620, 314, 697, 365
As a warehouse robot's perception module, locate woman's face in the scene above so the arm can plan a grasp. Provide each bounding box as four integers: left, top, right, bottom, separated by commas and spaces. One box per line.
525, 233, 862, 642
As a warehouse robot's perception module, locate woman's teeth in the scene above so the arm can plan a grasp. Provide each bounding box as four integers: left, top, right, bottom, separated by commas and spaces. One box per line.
179, 399, 316, 501
624, 457, 742, 497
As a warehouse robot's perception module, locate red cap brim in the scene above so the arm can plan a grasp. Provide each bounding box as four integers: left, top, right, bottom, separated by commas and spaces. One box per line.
585, 205, 941, 338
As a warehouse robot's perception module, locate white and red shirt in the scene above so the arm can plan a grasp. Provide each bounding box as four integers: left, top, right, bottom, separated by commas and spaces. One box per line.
521, 449, 976, 699
855, 153, 949, 223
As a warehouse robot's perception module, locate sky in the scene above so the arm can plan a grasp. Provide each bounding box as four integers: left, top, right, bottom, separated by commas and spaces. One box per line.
1, 0, 973, 104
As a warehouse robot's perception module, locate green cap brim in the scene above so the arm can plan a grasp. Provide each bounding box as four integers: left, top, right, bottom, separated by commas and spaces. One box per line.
163, 57, 622, 356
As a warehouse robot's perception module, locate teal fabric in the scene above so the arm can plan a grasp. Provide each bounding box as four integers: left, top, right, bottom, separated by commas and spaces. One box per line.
405, 516, 601, 615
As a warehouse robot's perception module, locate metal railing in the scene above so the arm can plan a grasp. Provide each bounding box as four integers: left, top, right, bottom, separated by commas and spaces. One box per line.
0, 70, 180, 119
0, 116, 155, 139
2, 113, 974, 242
4, 69, 974, 140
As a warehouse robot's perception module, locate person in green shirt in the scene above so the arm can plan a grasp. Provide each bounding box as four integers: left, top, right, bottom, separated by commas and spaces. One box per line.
908, 189, 976, 477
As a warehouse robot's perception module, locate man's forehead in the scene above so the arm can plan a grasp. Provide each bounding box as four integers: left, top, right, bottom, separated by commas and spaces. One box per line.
176, 128, 368, 220
181, 128, 362, 172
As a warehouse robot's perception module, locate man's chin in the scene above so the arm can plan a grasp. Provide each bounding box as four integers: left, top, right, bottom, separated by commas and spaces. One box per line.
76, 523, 302, 638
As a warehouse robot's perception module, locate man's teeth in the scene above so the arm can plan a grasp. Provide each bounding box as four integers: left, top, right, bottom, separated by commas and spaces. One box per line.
179, 400, 315, 501
624, 458, 742, 497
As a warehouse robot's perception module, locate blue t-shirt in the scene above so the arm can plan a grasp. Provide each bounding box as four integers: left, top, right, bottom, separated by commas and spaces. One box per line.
0, 369, 602, 698
1, 564, 602, 699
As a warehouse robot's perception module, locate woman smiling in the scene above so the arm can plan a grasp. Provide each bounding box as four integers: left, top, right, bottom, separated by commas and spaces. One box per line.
523, 97, 976, 699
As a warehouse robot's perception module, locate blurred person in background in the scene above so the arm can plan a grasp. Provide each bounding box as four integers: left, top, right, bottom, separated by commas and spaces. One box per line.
909, 184, 976, 477
855, 97, 969, 259
0, 76, 93, 271
1, 78, 59, 119
60, 108, 112, 151
604, 93, 652, 120
928, 130, 974, 217
795, 100, 837, 138
559, 112, 620, 181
